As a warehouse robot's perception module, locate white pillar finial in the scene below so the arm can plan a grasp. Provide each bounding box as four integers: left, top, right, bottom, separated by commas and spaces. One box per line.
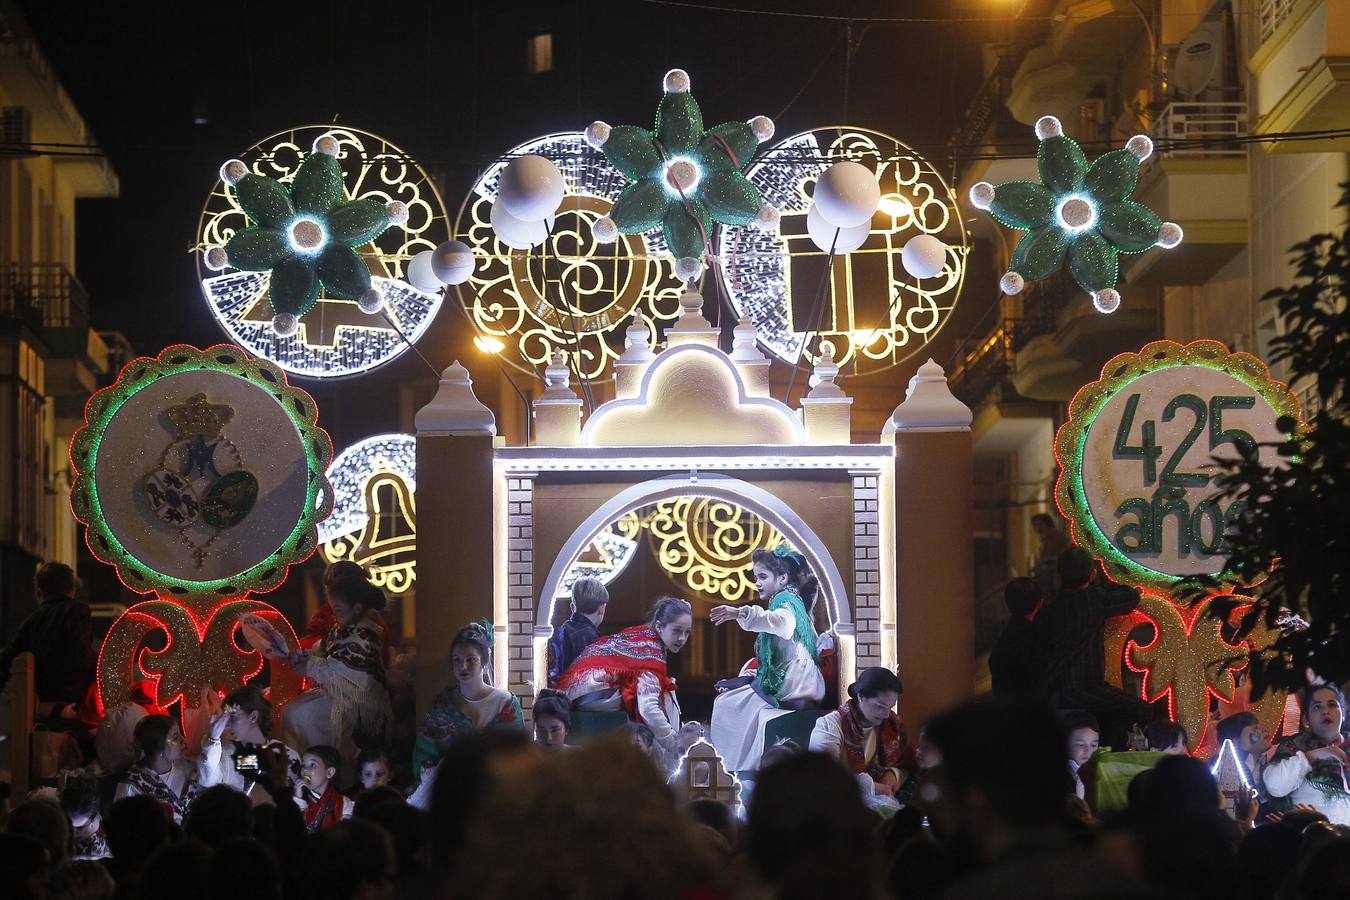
889, 358, 972, 432
415, 360, 497, 436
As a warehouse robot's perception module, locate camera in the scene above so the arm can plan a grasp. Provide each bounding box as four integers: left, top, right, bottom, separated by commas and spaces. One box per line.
232, 743, 263, 779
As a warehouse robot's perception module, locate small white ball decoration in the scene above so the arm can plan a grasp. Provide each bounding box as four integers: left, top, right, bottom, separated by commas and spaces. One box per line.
673, 256, 702, 282
813, 161, 881, 229
219, 159, 248, 185
1092, 288, 1121, 314
585, 121, 612, 150
1126, 134, 1154, 162
753, 203, 780, 233
385, 201, 409, 227
312, 135, 340, 157
204, 246, 229, 271
806, 203, 870, 254
357, 288, 383, 314
969, 181, 996, 211
490, 201, 553, 250
663, 68, 691, 93
406, 249, 443, 293
901, 234, 948, 280
272, 313, 300, 337
748, 116, 775, 143
430, 239, 476, 285
1156, 221, 1184, 249
592, 216, 619, 244
1058, 196, 1095, 230
1000, 271, 1026, 295
665, 159, 699, 193
497, 154, 565, 222
1034, 115, 1063, 140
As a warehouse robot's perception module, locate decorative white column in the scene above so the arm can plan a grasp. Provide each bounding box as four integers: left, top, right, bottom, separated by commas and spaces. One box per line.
729, 313, 771, 397
533, 351, 583, 446
800, 343, 853, 443
613, 317, 656, 399
664, 286, 719, 348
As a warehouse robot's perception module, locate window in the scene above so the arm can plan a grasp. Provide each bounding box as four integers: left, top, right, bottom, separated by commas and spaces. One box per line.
527, 32, 553, 74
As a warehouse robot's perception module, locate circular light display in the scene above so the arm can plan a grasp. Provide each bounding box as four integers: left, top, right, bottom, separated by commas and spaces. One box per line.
318, 433, 417, 595
196, 126, 450, 378
717, 127, 968, 376
452, 132, 686, 380
70, 344, 334, 609
1054, 339, 1300, 594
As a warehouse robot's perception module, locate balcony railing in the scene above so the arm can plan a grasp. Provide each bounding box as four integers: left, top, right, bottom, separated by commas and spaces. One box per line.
1150, 101, 1248, 159
0, 263, 90, 332
949, 323, 1014, 409
1260, 0, 1298, 43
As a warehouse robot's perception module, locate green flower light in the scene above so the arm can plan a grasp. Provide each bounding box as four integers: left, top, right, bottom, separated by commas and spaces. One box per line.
204, 135, 408, 335
970, 116, 1182, 313
586, 68, 779, 281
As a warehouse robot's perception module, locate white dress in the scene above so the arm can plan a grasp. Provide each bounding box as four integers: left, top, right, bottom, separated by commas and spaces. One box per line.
709, 603, 824, 772
1263, 749, 1350, 825
199, 737, 301, 804
562, 668, 682, 751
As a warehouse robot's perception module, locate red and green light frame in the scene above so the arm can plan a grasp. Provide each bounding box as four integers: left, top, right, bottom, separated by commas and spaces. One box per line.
1052, 339, 1301, 595
69, 344, 335, 610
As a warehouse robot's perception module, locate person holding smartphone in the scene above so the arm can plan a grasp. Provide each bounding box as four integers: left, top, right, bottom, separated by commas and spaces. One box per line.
200, 685, 300, 804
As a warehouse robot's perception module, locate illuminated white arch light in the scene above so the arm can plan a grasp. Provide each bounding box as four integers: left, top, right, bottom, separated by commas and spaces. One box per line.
319, 433, 417, 544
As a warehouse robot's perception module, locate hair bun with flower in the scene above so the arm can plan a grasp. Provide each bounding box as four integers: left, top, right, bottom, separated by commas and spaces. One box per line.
772, 541, 806, 567
471, 618, 495, 645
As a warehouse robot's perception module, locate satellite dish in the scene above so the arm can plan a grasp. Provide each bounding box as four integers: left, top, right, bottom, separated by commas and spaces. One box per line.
1173, 23, 1222, 99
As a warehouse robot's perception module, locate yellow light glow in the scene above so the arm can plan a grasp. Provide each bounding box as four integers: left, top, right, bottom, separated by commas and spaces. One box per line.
878, 195, 912, 218
850, 329, 882, 348
474, 335, 506, 354
319, 466, 417, 593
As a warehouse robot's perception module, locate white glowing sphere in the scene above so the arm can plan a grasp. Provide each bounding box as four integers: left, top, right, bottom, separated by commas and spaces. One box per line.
585, 121, 611, 150
312, 135, 340, 157
666, 159, 700, 193
430, 239, 476, 285
1000, 271, 1025, 295
969, 181, 995, 211
497, 154, 565, 222
806, 203, 870, 254
490, 201, 553, 250
407, 249, 444, 293
289, 218, 326, 252
272, 313, 300, 337
674, 256, 703, 281
1126, 134, 1154, 162
813, 161, 881, 229
385, 200, 409, 227
1093, 288, 1121, 314
901, 234, 948, 280
748, 115, 775, 143
1056, 196, 1097, 232
357, 288, 383, 314
664, 68, 690, 93
753, 203, 780, 233
204, 246, 229, 271
591, 215, 619, 244
220, 159, 248, 185
1157, 222, 1184, 249
1035, 115, 1063, 140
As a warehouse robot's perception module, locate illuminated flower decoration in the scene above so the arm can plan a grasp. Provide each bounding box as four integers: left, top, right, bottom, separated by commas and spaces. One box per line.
969, 116, 1182, 313
586, 68, 778, 281
203, 136, 409, 335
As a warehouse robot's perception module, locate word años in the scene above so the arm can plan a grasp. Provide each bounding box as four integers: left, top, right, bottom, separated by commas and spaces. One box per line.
1112, 487, 1245, 558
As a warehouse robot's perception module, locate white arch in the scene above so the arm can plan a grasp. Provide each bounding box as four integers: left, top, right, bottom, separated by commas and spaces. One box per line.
535, 473, 853, 631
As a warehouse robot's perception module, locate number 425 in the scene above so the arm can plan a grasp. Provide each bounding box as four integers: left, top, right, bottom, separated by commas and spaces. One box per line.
1112, 393, 1256, 487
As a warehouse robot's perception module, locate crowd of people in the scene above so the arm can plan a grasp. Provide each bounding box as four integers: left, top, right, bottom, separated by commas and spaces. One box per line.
0, 540, 1347, 899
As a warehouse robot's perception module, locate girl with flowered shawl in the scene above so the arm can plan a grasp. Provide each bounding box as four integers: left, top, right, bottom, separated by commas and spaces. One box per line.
810, 667, 914, 809
114, 714, 201, 824
558, 597, 693, 757
1264, 683, 1350, 824
708, 544, 825, 772
413, 621, 523, 774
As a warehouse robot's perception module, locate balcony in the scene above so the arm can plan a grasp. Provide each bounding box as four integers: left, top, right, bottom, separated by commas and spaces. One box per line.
0, 264, 111, 397
1249, 0, 1350, 153
1124, 101, 1249, 287
950, 320, 1058, 458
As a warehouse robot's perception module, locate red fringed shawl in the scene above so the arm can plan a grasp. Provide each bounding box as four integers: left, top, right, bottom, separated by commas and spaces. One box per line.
557, 625, 676, 722
836, 700, 914, 782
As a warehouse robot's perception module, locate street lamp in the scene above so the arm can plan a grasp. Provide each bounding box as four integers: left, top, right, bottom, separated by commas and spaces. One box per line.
474, 335, 533, 446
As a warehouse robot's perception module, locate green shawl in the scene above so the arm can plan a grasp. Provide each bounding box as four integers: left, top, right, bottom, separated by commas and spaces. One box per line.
753, 588, 818, 707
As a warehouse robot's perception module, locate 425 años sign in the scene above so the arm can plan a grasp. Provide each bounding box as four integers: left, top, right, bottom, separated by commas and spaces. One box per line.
1054, 340, 1300, 594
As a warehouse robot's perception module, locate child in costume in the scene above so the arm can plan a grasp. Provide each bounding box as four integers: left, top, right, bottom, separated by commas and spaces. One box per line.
1264, 683, 1349, 824
297, 744, 354, 830
809, 666, 913, 811
413, 621, 523, 773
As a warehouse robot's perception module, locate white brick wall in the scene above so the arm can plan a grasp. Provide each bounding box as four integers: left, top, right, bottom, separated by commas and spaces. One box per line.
852, 473, 882, 670
505, 476, 537, 716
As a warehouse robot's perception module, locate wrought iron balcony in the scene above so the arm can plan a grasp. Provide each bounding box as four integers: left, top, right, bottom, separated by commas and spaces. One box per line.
1260, 0, 1298, 43
949, 322, 1014, 410
0, 263, 91, 334
1149, 101, 1248, 160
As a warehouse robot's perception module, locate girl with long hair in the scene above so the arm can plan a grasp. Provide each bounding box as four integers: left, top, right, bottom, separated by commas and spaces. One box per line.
413, 621, 523, 773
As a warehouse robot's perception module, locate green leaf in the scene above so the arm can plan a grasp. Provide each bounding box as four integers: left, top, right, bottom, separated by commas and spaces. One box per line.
662, 199, 712, 260
655, 92, 704, 157
609, 178, 668, 233
316, 244, 371, 300
1010, 225, 1069, 280
697, 122, 758, 174
1085, 149, 1140, 204
990, 181, 1055, 230
291, 152, 344, 215
1068, 230, 1119, 292
603, 125, 662, 180
233, 173, 294, 228
1037, 135, 1087, 195
326, 198, 389, 247
1099, 201, 1162, 253
268, 255, 320, 317
223, 228, 288, 271
701, 171, 762, 225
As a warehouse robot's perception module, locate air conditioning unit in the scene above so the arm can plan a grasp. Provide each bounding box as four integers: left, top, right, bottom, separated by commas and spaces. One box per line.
2, 106, 33, 154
